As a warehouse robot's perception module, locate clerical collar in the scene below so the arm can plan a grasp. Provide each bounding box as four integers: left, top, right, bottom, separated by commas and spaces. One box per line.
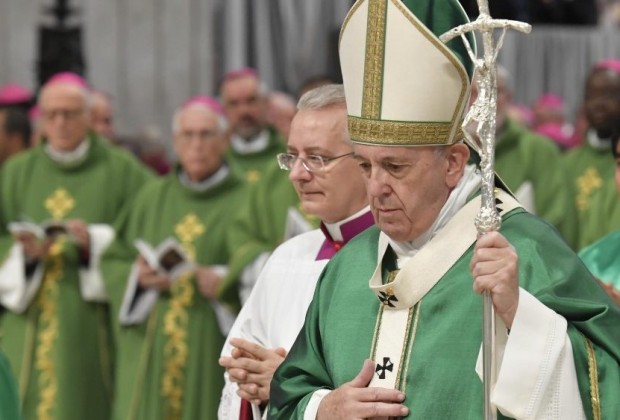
44, 138, 90, 164
316, 206, 374, 260
178, 164, 229, 192
586, 129, 612, 151
230, 129, 269, 154
389, 164, 481, 265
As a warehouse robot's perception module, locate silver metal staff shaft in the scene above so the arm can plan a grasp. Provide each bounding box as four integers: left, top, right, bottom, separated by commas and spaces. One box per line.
440, 4, 530, 420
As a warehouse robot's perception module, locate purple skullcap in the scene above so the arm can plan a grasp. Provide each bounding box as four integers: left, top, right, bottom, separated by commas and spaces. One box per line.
222, 67, 259, 83
534, 93, 565, 112
0, 84, 33, 105
182, 96, 224, 116
593, 59, 620, 75
46, 72, 90, 89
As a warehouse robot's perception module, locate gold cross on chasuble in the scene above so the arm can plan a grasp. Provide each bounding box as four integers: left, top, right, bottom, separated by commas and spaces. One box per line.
45, 188, 76, 220
174, 213, 206, 260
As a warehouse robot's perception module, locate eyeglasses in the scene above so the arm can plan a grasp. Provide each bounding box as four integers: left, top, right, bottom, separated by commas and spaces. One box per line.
277, 152, 354, 173
41, 108, 85, 122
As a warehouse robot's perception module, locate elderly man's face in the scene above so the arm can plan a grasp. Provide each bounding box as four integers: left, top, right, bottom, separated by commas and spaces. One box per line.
174, 107, 227, 182
585, 69, 620, 137
40, 83, 90, 151
286, 107, 367, 224
221, 76, 266, 139
354, 143, 468, 242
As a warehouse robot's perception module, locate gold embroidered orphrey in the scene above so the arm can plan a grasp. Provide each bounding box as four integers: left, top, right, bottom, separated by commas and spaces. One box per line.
45, 188, 76, 220
161, 212, 206, 419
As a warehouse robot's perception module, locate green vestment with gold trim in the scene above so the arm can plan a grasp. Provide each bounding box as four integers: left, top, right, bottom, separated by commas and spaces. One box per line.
102, 166, 247, 420
224, 127, 286, 185
0, 134, 153, 420
270, 209, 620, 419
564, 140, 615, 249
495, 119, 578, 248
576, 180, 620, 250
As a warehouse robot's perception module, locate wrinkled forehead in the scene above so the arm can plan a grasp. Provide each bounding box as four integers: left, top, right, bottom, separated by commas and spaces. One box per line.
39, 82, 88, 109
353, 143, 438, 161
177, 106, 220, 129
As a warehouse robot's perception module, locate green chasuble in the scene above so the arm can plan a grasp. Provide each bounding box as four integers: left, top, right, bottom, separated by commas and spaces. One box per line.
564, 138, 615, 249
222, 159, 318, 303
270, 209, 620, 419
0, 134, 153, 420
495, 119, 578, 248
224, 127, 285, 185
102, 165, 247, 420
0, 350, 19, 420
576, 180, 620, 250
579, 230, 620, 290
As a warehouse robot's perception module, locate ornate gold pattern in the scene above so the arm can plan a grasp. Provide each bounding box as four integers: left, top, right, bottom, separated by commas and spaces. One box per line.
44, 188, 75, 220
583, 335, 601, 420
34, 241, 64, 420
394, 304, 418, 391
173, 213, 206, 261
349, 116, 459, 145
245, 170, 261, 184
362, 0, 387, 119
161, 272, 194, 420
160, 212, 206, 418
399, 301, 421, 392
576, 167, 603, 212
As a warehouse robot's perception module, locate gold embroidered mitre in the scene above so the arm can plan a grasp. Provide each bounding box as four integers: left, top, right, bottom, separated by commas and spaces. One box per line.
339, 0, 475, 146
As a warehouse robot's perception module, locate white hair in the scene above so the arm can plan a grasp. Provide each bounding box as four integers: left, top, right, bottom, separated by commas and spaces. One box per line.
171, 104, 229, 134
297, 84, 346, 111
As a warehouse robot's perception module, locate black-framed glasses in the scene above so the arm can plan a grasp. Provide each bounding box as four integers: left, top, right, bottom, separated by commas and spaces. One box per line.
277, 152, 354, 173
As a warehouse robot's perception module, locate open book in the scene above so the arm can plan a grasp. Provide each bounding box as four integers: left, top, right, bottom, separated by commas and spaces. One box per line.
134, 237, 195, 281
8, 220, 69, 240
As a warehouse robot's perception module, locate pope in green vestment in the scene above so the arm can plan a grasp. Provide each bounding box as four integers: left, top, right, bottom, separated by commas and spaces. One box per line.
102, 97, 248, 420
0, 133, 152, 420
270, 203, 620, 419
495, 119, 578, 248
270, 0, 620, 418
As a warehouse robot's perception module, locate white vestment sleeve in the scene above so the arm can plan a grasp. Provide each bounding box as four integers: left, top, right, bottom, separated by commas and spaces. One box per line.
238, 252, 271, 304
209, 265, 236, 335
78, 224, 114, 302
303, 389, 331, 420
119, 263, 159, 326
476, 288, 586, 420
0, 243, 44, 313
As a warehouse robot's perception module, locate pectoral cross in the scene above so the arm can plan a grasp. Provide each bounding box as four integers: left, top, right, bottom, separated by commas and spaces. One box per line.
440, 3, 531, 419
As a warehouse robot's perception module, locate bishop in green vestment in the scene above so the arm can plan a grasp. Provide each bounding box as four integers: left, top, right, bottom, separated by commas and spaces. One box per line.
564, 59, 620, 249
270, 1, 620, 419
0, 77, 153, 420
219, 68, 286, 185
102, 97, 247, 420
